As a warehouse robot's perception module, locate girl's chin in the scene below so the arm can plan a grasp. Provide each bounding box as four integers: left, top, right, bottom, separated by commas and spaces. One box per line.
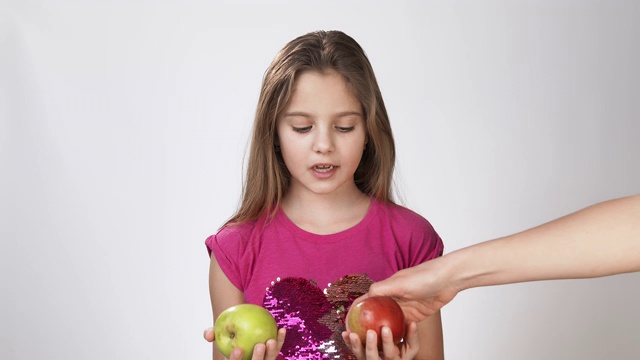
293, 183, 360, 198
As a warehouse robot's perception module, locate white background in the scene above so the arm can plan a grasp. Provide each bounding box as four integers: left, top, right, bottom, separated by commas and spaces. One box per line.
2, 1, 639, 359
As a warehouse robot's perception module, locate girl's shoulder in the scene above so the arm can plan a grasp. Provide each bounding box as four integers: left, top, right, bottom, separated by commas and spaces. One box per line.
370, 199, 444, 263
373, 199, 437, 232
205, 216, 266, 253
217, 220, 256, 238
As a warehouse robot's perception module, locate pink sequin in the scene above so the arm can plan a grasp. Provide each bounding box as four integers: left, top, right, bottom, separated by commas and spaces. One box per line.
263, 274, 373, 359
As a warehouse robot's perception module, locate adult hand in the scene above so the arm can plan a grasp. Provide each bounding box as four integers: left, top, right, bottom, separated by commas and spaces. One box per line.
366, 256, 460, 323
368, 194, 640, 324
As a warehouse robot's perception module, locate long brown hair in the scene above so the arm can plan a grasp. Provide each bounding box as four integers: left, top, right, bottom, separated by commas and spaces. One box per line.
225, 30, 396, 226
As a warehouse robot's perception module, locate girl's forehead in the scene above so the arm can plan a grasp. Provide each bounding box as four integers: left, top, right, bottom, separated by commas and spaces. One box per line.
291, 69, 347, 89
286, 70, 360, 110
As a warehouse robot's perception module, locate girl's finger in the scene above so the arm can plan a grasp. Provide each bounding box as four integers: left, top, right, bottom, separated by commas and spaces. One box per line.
203, 327, 214, 342
264, 328, 285, 360
379, 327, 398, 359
251, 343, 266, 360
229, 347, 243, 360
401, 322, 420, 360
347, 332, 366, 360
364, 330, 379, 359
275, 328, 286, 352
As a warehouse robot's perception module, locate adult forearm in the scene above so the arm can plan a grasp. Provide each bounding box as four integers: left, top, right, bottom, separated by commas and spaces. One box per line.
449, 195, 640, 291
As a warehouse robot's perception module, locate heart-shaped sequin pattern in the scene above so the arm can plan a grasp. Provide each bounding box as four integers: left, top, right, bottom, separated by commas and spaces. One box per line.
263, 274, 374, 359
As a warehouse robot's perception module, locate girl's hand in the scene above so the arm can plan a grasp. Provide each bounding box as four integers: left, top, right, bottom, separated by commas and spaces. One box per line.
203, 327, 214, 342
341, 322, 419, 360
203, 327, 286, 360
244, 328, 286, 360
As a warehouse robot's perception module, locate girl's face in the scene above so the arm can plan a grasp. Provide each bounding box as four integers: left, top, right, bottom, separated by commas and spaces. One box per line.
277, 70, 366, 199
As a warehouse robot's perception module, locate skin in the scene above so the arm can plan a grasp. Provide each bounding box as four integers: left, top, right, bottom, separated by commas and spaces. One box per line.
209, 254, 287, 360
209, 70, 444, 360
362, 194, 640, 323
276, 69, 371, 234
207, 194, 640, 355
342, 324, 420, 360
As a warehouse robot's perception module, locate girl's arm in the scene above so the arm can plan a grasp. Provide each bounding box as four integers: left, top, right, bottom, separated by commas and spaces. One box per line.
368, 194, 640, 322
209, 255, 287, 360
209, 255, 245, 360
414, 310, 444, 360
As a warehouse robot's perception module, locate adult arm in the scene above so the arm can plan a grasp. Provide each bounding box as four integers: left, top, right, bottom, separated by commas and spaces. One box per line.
367, 194, 640, 322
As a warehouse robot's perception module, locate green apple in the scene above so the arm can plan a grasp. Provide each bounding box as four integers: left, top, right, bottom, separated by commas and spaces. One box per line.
214, 304, 278, 360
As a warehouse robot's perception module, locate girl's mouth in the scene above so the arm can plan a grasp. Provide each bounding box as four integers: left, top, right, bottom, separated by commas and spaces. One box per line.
313, 164, 335, 173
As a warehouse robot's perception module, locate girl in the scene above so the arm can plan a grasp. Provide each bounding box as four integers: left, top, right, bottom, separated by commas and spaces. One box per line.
207, 30, 444, 360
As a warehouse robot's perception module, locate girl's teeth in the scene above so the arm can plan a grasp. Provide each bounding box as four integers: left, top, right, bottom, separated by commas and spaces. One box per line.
315, 165, 334, 172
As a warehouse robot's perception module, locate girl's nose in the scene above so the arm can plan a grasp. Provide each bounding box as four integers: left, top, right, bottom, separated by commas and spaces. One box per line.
312, 128, 334, 154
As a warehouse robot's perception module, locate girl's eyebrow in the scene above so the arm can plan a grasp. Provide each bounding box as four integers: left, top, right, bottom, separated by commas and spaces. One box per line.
282, 111, 312, 118
283, 111, 363, 118
335, 111, 363, 118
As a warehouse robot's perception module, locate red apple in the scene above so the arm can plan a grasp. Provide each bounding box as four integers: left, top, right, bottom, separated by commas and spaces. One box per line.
346, 296, 405, 349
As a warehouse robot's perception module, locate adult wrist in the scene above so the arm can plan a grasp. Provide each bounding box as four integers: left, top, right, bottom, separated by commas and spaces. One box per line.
444, 244, 492, 293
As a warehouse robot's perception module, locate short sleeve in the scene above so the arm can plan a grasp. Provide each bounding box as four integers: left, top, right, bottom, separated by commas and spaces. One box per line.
407, 221, 444, 267
205, 227, 245, 292
385, 202, 444, 268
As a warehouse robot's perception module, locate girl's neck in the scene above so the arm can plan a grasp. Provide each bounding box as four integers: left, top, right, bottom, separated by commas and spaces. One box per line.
281, 186, 371, 235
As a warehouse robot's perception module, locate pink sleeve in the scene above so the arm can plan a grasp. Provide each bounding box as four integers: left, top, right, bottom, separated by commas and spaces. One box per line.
392, 205, 444, 267
408, 223, 444, 267
205, 230, 245, 292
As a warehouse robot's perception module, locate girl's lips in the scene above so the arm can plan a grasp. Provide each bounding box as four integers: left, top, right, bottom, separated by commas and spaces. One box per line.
310, 164, 337, 178
312, 164, 335, 172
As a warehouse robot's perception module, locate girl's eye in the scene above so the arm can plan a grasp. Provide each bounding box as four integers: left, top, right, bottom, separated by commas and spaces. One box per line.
336, 126, 355, 133
293, 126, 312, 133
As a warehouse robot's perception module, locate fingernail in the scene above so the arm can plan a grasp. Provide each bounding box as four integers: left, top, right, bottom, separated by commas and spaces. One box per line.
367, 330, 375, 342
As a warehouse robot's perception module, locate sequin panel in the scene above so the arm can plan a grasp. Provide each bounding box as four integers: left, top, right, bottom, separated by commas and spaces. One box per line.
263, 275, 373, 359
